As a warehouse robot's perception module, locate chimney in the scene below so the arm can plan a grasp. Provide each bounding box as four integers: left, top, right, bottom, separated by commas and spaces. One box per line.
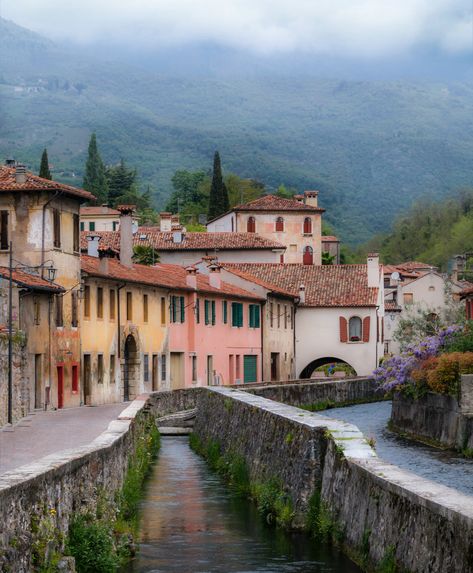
294, 194, 304, 204
304, 190, 319, 207
160, 212, 172, 232
86, 234, 101, 258
367, 253, 380, 288
186, 266, 197, 289
98, 247, 115, 274
208, 264, 221, 289
118, 205, 135, 268
299, 284, 306, 304
15, 164, 27, 184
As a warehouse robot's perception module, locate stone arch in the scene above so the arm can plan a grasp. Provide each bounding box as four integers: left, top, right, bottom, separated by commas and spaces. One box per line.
299, 356, 357, 379
123, 333, 140, 402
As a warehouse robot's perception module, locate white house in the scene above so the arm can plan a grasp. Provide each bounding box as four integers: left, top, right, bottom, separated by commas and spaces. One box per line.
80, 206, 139, 232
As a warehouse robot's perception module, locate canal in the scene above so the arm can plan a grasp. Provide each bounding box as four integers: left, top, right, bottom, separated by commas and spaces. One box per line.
323, 401, 473, 497
126, 436, 361, 573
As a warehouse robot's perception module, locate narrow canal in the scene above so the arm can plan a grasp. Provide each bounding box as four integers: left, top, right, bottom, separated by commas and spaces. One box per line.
323, 401, 473, 497
126, 436, 361, 573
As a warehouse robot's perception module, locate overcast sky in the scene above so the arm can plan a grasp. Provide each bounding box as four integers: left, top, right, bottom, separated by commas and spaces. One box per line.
2, 0, 472, 58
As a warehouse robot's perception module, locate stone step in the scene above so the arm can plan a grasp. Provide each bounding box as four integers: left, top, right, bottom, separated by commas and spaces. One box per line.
158, 426, 192, 436
157, 409, 197, 428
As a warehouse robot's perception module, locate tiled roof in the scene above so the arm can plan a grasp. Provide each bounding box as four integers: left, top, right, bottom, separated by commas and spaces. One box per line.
80, 206, 120, 216
398, 261, 436, 271
81, 256, 264, 301
460, 286, 473, 298
222, 266, 298, 299
0, 268, 64, 293
223, 263, 378, 307
385, 301, 402, 312
321, 236, 339, 242
0, 166, 94, 201
234, 194, 325, 213
81, 230, 285, 252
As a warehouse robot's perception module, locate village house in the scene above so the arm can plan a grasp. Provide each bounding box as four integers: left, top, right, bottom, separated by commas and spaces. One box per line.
0, 162, 94, 414
80, 205, 124, 232
218, 255, 384, 377
321, 235, 341, 264
206, 191, 325, 265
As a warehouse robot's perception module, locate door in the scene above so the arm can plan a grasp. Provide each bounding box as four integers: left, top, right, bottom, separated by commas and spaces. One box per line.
57, 365, 64, 409
207, 355, 213, 386
270, 353, 279, 381
170, 352, 184, 389
34, 354, 42, 409
83, 354, 91, 405
243, 355, 257, 383
303, 246, 313, 265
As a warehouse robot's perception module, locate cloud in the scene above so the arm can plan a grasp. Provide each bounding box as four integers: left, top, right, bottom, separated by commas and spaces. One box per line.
3, 0, 472, 57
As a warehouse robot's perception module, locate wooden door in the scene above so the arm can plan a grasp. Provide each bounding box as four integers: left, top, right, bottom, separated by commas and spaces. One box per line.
207, 355, 213, 386
152, 354, 158, 391
57, 365, 64, 409
83, 354, 91, 405
303, 246, 313, 265
170, 352, 184, 389
243, 355, 257, 383
34, 354, 42, 409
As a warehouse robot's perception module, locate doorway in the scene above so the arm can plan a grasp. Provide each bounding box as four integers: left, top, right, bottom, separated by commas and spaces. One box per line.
83, 354, 91, 405
207, 355, 214, 386
170, 352, 185, 389
34, 354, 42, 409
124, 334, 139, 401
243, 355, 257, 383
57, 365, 64, 409
270, 353, 279, 381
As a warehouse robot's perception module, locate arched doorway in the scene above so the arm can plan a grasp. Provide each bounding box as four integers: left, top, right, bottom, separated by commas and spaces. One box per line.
124, 334, 138, 402
303, 246, 313, 265
299, 356, 357, 379
247, 216, 256, 233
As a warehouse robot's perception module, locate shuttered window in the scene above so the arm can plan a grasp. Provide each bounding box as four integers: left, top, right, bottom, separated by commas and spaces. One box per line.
126, 292, 133, 321
249, 304, 260, 328
339, 316, 348, 343
195, 298, 200, 323
205, 300, 210, 325
211, 301, 216, 325
97, 287, 103, 319
109, 289, 116, 320
363, 317, 371, 343
71, 291, 78, 327
53, 208, 61, 248
84, 286, 90, 318
0, 211, 9, 250
171, 295, 185, 323
232, 302, 243, 327
55, 295, 63, 327
143, 294, 149, 323
73, 213, 80, 252
222, 301, 228, 324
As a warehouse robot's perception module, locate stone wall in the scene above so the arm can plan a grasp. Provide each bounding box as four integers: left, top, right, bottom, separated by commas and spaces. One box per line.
0, 389, 200, 572
193, 387, 473, 573
0, 333, 28, 427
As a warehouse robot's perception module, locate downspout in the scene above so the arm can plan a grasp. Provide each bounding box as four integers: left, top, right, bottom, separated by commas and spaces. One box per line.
375, 305, 380, 370
47, 293, 53, 410
260, 300, 265, 382
117, 283, 126, 358
41, 191, 62, 279
293, 299, 298, 380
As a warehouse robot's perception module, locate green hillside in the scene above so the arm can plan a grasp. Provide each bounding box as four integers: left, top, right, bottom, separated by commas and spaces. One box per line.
1, 17, 473, 243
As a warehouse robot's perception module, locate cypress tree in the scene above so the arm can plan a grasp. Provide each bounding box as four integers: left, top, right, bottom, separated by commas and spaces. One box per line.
39, 148, 52, 180
83, 133, 108, 204
208, 151, 230, 220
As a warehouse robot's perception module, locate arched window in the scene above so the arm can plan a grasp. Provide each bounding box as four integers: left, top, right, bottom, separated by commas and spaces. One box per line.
247, 216, 256, 233
303, 217, 312, 234
303, 245, 313, 265
348, 317, 362, 342
275, 217, 284, 232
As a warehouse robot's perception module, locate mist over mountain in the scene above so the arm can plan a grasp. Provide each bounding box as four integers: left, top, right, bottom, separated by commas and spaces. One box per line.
1, 16, 472, 244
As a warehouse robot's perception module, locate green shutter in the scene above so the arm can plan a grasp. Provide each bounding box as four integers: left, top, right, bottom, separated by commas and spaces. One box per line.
223, 301, 227, 324
255, 305, 260, 328
80, 222, 84, 231
89, 222, 95, 231
243, 355, 257, 383
239, 303, 243, 327
196, 299, 200, 323
231, 302, 237, 326
171, 296, 176, 323
180, 296, 185, 323
205, 300, 209, 325
211, 301, 216, 325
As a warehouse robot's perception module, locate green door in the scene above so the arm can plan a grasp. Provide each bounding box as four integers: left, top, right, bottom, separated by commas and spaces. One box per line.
243, 355, 257, 383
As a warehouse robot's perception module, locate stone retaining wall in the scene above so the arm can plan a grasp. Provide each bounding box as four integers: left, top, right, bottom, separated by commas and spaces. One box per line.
193, 387, 473, 573
0, 389, 200, 572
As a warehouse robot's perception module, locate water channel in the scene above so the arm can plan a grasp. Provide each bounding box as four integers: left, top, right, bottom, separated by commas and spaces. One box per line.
126, 436, 361, 573
323, 401, 473, 497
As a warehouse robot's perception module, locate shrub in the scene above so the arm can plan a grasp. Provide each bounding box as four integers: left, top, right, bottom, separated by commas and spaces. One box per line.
67, 515, 119, 573
443, 321, 473, 353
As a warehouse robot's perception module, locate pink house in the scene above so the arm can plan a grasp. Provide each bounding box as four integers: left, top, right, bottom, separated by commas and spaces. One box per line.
168, 265, 264, 388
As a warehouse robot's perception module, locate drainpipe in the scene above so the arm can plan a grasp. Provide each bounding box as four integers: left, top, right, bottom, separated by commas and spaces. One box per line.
47, 293, 53, 410
260, 300, 265, 382
375, 305, 380, 370
41, 191, 62, 279
117, 283, 126, 358
293, 300, 298, 380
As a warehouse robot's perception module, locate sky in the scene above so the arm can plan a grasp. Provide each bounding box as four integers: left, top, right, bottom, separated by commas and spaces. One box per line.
2, 0, 472, 59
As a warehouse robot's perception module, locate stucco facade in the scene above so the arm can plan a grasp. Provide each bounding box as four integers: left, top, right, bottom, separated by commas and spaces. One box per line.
158, 248, 282, 266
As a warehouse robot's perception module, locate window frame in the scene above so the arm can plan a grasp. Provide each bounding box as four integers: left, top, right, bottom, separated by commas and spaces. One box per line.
348, 316, 362, 342
275, 216, 284, 232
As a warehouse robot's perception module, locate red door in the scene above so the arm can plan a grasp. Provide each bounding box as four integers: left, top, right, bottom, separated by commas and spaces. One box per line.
57, 365, 64, 409
303, 246, 313, 265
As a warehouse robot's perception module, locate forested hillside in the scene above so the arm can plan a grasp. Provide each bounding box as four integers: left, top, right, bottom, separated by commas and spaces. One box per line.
1, 17, 473, 243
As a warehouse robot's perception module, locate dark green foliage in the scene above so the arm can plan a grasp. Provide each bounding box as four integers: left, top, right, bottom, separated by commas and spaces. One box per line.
306, 489, 336, 541
378, 545, 397, 573
165, 169, 209, 215
132, 245, 159, 265
208, 151, 230, 220
39, 148, 52, 180
322, 251, 335, 265
83, 133, 108, 204
444, 322, 473, 353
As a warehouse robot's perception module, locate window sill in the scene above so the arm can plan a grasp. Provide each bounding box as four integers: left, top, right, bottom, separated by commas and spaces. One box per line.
302, 233, 313, 237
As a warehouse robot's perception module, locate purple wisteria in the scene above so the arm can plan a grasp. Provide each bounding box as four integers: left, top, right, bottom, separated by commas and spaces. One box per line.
373, 325, 460, 393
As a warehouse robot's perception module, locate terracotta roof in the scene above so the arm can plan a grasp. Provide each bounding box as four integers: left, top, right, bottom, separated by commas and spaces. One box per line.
385, 301, 402, 312
460, 286, 473, 298
222, 266, 298, 299
0, 268, 64, 293
321, 236, 339, 242
398, 261, 436, 271
81, 230, 285, 252
81, 256, 264, 301
223, 263, 379, 307
383, 264, 420, 279
0, 166, 94, 201
80, 206, 120, 216
234, 194, 325, 213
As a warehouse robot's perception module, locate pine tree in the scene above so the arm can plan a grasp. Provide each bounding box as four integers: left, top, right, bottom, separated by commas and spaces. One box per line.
39, 148, 52, 180
83, 133, 108, 203
207, 151, 230, 220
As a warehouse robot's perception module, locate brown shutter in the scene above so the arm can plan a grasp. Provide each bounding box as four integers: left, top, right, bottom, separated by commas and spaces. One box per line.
339, 316, 348, 343
363, 316, 371, 342
381, 318, 384, 343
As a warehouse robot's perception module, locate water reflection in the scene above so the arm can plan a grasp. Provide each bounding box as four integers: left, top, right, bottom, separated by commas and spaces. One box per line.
323, 401, 473, 496
126, 436, 361, 573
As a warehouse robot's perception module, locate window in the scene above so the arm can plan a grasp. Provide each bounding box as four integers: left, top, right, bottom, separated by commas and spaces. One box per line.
55, 295, 63, 327
161, 297, 166, 325
113, 221, 118, 231
247, 216, 256, 233
275, 216, 284, 232
110, 355, 116, 383
170, 295, 185, 323
71, 291, 78, 327
80, 222, 85, 231
152, 354, 158, 390
53, 208, 61, 248
84, 286, 90, 317
126, 292, 133, 321
195, 298, 200, 323
249, 304, 260, 328
348, 317, 362, 342
303, 217, 312, 234
97, 354, 104, 383
303, 245, 313, 265
89, 222, 95, 231
97, 287, 103, 318
270, 302, 274, 327
73, 214, 80, 252
144, 354, 149, 382
33, 297, 41, 325
109, 289, 116, 319
231, 302, 243, 327
284, 305, 288, 329
72, 363, 79, 393
236, 355, 241, 380
222, 300, 228, 324
290, 307, 294, 329
403, 293, 414, 305
204, 300, 215, 325
0, 211, 9, 250
211, 301, 216, 325
192, 355, 197, 382
143, 294, 149, 322
161, 353, 167, 381
277, 304, 281, 328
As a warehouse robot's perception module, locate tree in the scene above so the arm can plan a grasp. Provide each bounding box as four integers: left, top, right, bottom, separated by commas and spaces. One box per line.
322, 251, 335, 265
166, 170, 209, 214
83, 134, 108, 204
105, 159, 152, 212
133, 245, 159, 266
39, 148, 52, 180
208, 151, 230, 220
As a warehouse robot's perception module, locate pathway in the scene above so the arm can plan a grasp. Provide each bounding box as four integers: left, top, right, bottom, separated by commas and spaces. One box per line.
0, 403, 127, 475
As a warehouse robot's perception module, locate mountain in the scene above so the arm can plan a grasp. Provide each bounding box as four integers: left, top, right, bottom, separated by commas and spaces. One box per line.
1, 17, 473, 244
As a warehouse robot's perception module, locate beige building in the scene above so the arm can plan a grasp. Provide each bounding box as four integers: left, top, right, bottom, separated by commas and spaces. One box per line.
206, 192, 325, 265
80, 205, 139, 232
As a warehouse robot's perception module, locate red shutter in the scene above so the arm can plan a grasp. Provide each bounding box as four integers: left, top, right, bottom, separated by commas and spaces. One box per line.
381, 317, 384, 343
363, 317, 371, 342
339, 317, 348, 343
